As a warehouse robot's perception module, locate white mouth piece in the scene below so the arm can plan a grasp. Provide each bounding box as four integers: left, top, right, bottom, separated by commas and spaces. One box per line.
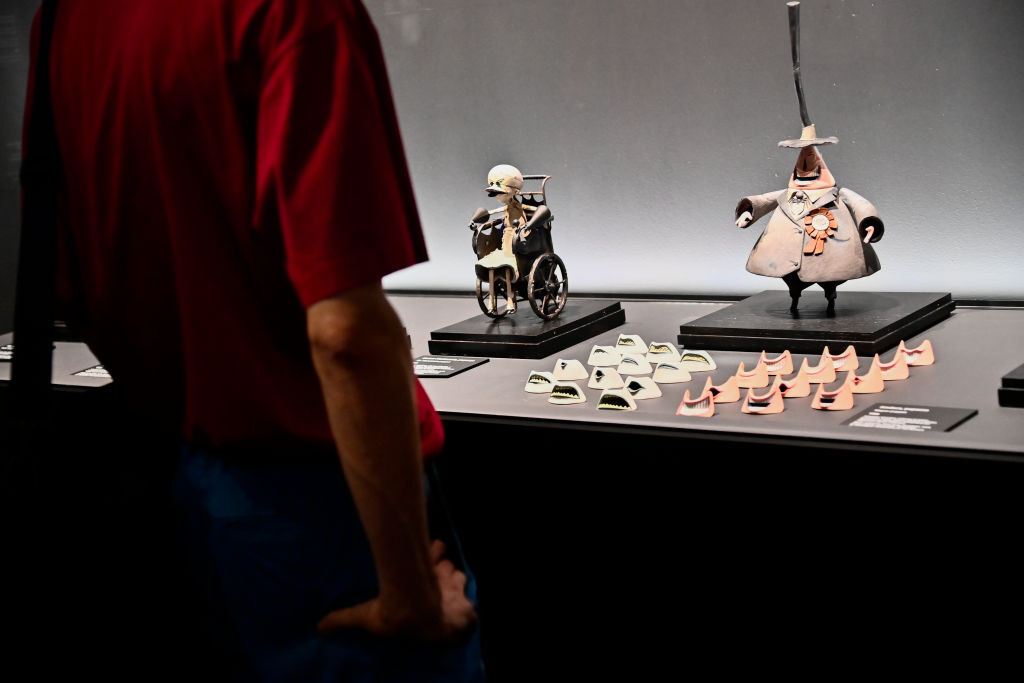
616, 354, 653, 375
553, 358, 588, 381
645, 342, 681, 363
678, 349, 717, 372
549, 381, 586, 404
587, 345, 622, 367
615, 334, 649, 354
652, 362, 691, 384
623, 376, 662, 400
588, 366, 625, 390
524, 371, 555, 394
597, 389, 637, 411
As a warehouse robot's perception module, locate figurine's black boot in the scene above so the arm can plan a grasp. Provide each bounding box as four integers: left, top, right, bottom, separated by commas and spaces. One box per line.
783, 273, 811, 315
821, 281, 842, 317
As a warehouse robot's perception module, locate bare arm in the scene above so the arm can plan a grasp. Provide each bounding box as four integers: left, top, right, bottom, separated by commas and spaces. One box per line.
307, 282, 475, 642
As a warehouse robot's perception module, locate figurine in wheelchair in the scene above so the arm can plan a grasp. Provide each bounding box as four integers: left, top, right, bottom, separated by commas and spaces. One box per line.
468, 164, 568, 320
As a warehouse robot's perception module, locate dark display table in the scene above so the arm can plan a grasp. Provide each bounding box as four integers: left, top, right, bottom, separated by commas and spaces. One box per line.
392, 292, 1024, 681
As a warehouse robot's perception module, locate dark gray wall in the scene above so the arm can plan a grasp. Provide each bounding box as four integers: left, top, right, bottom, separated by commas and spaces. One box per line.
0, 0, 35, 332
2, 1, 1023, 334
367, 0, 1024, 299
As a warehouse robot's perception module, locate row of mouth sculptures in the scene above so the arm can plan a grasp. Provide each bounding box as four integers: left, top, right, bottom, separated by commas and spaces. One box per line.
524, 339, 933, 414
677, 340, 934, 417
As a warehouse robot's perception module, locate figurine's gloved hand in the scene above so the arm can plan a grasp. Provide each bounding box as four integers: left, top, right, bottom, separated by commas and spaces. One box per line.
857, 216, 884, 243
735, 210, 753, 228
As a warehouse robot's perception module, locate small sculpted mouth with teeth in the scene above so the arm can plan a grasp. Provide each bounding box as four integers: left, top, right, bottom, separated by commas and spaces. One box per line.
621, 357, 639, 367
650, 344, 671, 353
618, 337, 636, 346
551, 385, 581, 399
678, 394, 712, 416
681, 353, 710, 366
529, 374, 551, 384
626, 380, 643, 395
599, 394, 632, 410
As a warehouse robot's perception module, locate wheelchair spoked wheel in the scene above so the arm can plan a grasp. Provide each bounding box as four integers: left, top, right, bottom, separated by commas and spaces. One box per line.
527, 253, 568, 320
476, 267, 515, 318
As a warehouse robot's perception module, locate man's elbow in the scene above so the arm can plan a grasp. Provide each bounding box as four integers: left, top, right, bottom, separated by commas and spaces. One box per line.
306, 284, 406, 363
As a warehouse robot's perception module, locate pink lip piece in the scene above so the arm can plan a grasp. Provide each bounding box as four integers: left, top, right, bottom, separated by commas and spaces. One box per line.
759, 349, 793, 376
805, 356, 836, 384
778, 358, 811, 398
741, 377, 784, 414
820, 345, 860, 373
676, 387, 715, 417
898, 339, 935, 366
704, 375, 740, 403
735, 360, 770, 389
850, 356, 885, 394
811, 373, 855, 411
877, 350, 909, 381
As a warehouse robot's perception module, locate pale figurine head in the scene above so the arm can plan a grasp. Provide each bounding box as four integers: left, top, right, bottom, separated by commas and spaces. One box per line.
788, 144, 835, 190
485, 164, 524, 204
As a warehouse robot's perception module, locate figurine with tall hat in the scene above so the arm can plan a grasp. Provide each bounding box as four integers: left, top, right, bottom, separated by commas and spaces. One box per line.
734, 1, 884, 315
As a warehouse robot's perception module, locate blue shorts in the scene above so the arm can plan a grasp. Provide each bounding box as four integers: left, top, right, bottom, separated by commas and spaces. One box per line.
173, 444, 485, 683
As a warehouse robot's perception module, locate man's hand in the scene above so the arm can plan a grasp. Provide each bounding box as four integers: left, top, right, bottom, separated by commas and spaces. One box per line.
308, 284, 474, 646
317, 540, 477, 645
736, 210, 753, 228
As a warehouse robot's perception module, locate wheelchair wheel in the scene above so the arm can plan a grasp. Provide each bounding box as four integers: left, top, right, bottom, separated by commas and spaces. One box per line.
527, 253, 568, 320
476, 267, 515, 318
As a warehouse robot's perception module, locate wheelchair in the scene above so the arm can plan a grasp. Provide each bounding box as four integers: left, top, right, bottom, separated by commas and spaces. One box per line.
467, 174, 568, 320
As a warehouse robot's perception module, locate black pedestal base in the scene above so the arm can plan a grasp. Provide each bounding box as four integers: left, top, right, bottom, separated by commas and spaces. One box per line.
428, 298, 626, 359
998, 362, 1024, 408
677, 290, 954, 356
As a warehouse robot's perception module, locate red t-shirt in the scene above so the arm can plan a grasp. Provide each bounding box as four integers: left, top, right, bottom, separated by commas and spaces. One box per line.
28, 0, 442, 453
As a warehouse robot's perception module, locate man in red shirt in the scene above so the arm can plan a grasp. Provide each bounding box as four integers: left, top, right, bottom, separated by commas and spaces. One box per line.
27, 0, 481, 679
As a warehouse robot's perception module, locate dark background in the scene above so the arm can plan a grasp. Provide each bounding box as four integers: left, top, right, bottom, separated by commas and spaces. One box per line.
0, 0, 34, 332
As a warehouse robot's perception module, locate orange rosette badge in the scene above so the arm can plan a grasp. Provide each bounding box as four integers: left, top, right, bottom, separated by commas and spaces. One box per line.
803, 208, 837, 255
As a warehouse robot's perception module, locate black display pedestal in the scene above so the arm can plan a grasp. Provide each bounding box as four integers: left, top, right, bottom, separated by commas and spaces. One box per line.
428, 298, 625, 359
998, 362, 1024, 408
677, 290, 954, 356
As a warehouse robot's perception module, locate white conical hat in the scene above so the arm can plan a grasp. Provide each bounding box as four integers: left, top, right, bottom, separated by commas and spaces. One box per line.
778, 124, 838, 149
